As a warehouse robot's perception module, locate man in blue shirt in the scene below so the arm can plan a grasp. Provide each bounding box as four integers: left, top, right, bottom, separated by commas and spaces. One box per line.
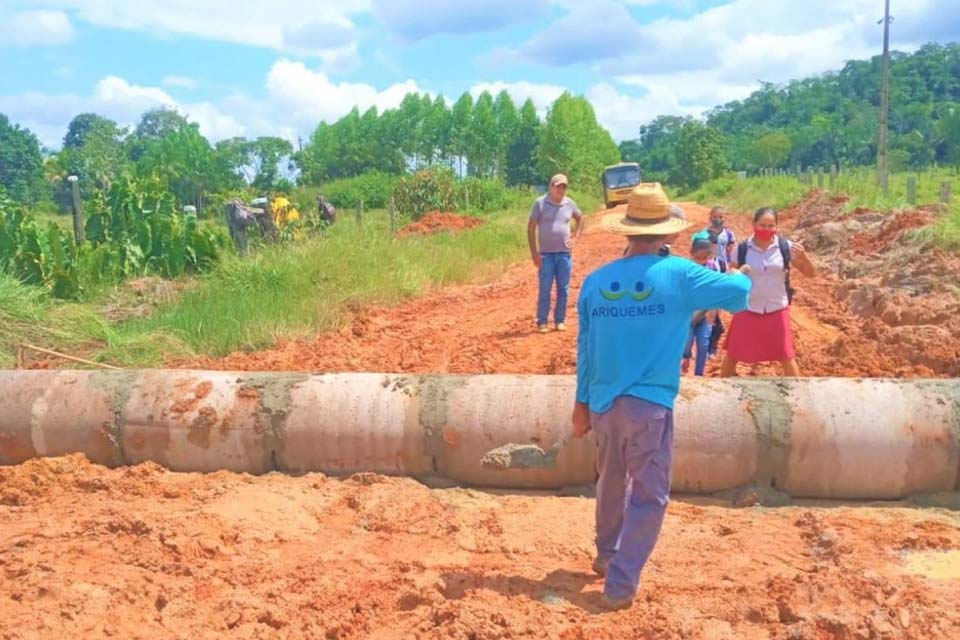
572, 183, 752, 610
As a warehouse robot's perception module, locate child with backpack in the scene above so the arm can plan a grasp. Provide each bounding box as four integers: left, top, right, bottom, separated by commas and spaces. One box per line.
720, 207, 816, 377
681, 237, 720, 376
693, 206, 736, 272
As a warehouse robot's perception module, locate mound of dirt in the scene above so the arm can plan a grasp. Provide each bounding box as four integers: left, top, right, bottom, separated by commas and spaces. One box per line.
397, 211, 484, 237
2, 455, 958, 638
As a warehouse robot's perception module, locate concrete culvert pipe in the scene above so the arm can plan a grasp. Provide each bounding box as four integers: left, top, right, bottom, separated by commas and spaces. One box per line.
0, 371, 957, 500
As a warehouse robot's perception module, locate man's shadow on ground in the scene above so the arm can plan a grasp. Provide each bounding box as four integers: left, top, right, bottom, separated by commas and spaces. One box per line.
439, 568, 612, 614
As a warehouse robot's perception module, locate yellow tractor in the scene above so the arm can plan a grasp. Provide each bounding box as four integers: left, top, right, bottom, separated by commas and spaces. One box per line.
602, 162, 641, 209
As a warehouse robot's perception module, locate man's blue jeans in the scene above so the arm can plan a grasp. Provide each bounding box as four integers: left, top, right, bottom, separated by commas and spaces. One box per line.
537, 252, 572, 326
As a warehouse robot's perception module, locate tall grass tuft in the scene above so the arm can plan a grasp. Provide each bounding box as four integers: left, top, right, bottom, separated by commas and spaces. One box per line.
105, 204, 534, 360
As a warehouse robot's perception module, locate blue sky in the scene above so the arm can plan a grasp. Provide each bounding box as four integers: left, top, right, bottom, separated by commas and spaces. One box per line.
0, 0, 957, 149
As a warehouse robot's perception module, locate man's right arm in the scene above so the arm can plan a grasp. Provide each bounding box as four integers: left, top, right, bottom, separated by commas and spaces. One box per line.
528, 201, 541, 267
527, 219, 541, 267
685, 262, 751, 313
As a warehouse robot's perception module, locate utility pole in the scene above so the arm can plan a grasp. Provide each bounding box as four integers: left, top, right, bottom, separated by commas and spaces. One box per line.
877, 0, 892, 192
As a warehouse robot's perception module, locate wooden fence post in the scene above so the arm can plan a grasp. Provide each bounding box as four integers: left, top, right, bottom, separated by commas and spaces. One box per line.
356, 200, 363, 226
389, 196, 397, 234
67, 175, 84, 245
941, 181, 952, 206
829, 166, 837, 189
817, 167, 824, 188
907, 177, 917, 205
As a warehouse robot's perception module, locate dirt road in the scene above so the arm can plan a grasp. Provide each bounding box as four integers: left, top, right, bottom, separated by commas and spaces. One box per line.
2, 455, 958, 639
188, 194, 959, 377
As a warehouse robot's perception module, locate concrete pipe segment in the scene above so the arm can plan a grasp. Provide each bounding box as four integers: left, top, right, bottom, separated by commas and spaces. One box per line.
0, 370, 958, 500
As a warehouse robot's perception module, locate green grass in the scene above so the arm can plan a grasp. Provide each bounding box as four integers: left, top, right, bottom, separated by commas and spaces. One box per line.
685, 175, 809, 213
1, 191, 602, 368
687, 168, 960, 250
97, 198, 587, 364
0, 272, 113, 368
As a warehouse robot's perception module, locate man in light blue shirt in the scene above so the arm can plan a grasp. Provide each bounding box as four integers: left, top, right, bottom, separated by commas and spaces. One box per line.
572, 183, 751, 610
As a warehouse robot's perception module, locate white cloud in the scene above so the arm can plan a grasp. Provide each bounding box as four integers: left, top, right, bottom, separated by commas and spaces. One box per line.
0, 58, 429, 149
34, 0, 369, 56
264, 59, 423, 125
6, 10, 74, 46
0, 76, 243, 148
498, 0, 946, 136
586, 82, 702, 141
162, 76, 198, 90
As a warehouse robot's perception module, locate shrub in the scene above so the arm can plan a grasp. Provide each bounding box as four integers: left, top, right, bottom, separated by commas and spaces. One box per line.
458, 178, 531, 213
309, 172, 399, 210
393, 167, 457, 221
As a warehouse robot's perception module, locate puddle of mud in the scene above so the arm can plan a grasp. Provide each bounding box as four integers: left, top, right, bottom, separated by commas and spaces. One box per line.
902, 550, 960, 580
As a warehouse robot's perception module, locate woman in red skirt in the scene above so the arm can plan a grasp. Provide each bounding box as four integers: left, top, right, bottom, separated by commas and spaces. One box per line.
720, 207, 816, 377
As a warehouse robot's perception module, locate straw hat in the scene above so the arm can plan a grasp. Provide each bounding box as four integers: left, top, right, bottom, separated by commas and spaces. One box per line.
602, 182, 692, 236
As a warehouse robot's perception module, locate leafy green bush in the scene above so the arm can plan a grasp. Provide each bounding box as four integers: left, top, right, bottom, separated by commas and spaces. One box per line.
306, 171, 399, 210
458, 178, 531, 213
84, 177, 228, 282
393, 167, 457, 221
0, 186, 81, 298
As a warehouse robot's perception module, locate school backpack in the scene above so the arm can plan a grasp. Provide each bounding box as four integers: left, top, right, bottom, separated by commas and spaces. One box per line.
737, 237, 794, 304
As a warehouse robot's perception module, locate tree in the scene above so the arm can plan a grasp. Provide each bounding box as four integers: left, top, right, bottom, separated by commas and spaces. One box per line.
506, 99, 541, 186
937, 105, 960, 171
139, 122, 218, 208
0, 115, 44, 204
57, 114, 127, 192
467, 91, 498, 178
752, 131, 792, 169
537, 92, 619, 189
247, 137, 294, 191
215, 137, 256, 184
127, 107, 190, 161
492, 91, 519, 179
63, 113, 118, 149
395, 93, 426, 169
618, 115, 688, 183
672, 121, 726, 190
450, 92, 473, 177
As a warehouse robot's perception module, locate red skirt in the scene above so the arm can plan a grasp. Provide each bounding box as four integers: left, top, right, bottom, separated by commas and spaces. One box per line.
725, 307, 795, 363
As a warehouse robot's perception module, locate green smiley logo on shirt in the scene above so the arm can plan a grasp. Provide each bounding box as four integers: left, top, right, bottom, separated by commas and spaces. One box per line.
600, 281, 655, 301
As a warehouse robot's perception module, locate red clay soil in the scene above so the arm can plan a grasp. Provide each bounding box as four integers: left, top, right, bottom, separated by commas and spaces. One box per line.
2, 454, 958, 639
396, 211, 484, 237
188, 195, 960, 377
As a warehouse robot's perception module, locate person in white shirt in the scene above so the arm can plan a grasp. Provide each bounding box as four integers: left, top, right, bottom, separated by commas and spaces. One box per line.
720, 207, 815, 377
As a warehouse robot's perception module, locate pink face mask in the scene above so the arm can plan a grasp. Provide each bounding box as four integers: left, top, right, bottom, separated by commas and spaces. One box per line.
754, 228, 775, 242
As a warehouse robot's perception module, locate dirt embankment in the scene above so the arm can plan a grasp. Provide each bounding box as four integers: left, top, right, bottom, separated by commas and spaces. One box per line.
186, 194, 960, 378
396, 211, 484, 238
2, 454, 958, 639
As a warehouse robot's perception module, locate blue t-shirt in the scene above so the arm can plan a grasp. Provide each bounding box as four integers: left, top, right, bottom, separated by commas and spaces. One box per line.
576, 255, 751, 412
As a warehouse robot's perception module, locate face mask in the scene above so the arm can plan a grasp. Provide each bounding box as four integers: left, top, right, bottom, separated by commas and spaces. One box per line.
754, 228, 775, 242
710, 219, 723, 228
